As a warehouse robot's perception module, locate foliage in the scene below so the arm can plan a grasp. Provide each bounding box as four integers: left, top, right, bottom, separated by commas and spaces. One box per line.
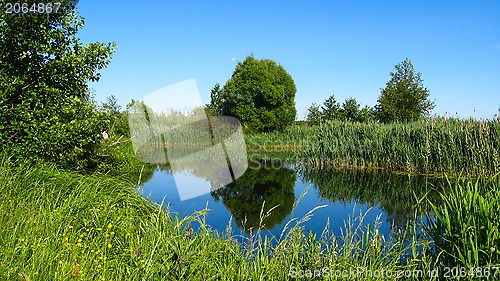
425, 176, 500, 271
341, 97, 360, 122
209, 55, 297, 133
305, 102, 322, 125
375, 58, 435, 123
100, 95, 130, 138
321, 95, 342, 121
306, 95, 375, 124
0, 1, 116, 169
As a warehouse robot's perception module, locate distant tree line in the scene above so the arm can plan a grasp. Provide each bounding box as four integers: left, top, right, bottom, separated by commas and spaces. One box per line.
306, 58, 435, 124
306, 96, 376, 125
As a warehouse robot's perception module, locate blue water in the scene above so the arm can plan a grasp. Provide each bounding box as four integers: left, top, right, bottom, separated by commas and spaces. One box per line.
138, 166, 407, 243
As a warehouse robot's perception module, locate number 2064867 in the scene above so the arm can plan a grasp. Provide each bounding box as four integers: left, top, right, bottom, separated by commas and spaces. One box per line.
3, 2, 62, 14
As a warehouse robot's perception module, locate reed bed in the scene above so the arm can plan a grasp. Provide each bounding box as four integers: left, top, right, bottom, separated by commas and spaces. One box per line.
249, 118, 500, 176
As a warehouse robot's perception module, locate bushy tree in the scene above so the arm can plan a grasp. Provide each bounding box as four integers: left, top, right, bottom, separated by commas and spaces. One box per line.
0, 1, 116, 168
375, 58, 435, 123
358, 105, 377, 123
341, 97, 360, 122
209, 55, 297, 133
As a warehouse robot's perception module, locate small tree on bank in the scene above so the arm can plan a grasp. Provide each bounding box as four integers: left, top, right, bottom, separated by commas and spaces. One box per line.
306, 102, 322, 125
375, 58, 435, 123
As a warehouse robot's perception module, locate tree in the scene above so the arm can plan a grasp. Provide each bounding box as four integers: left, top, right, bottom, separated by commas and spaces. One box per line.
358, 105, 376, 123
209, 55, 297, 133
341, 97, 360, 122
206, 83, 223, 116
321, 95, 341, 121
375, 58, 435, 123
0, 1, 116, 168
306, 102, 322, 125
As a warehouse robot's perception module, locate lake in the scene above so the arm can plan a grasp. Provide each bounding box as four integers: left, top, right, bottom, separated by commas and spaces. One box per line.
138, 157, 447, 243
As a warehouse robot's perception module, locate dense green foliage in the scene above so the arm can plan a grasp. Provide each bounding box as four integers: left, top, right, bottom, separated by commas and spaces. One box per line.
247, 118, 500, 175
209, 55, 297, 133
306, 95, 375, 124
0, 1, 116, 169
375, 59, 435, 123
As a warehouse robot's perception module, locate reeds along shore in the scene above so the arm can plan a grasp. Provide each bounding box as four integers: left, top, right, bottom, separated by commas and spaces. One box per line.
247, 117, 500, 176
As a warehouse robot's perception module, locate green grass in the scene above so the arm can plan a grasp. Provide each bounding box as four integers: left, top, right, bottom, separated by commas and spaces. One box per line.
425, 175, 500, 271
2, 119, 500, 280
248, 117, 500, 176
0, 156, 437, 280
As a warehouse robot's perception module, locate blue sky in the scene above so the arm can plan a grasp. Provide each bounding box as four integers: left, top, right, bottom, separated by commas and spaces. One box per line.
78, 0, 499, 120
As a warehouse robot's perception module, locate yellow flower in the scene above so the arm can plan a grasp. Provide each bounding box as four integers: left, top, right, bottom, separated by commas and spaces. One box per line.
108, 243, 112, 248
107, 223, 112, 229
97, 228, 102, 231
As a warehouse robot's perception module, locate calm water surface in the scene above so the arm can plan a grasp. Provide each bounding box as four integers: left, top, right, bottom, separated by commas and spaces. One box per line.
139, 159, 445, 240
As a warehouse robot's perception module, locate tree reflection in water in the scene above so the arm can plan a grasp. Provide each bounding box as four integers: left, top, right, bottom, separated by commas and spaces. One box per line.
298, 166, 443, 229
211, 160, 296, 232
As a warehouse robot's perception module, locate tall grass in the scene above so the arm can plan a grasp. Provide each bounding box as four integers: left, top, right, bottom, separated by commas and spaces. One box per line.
249, 118, 500, 175
425, 175, 500, 271
1, 156, 440, 280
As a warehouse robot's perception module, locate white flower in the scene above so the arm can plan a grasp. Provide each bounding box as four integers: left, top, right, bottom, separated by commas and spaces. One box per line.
102, 131, 108, 140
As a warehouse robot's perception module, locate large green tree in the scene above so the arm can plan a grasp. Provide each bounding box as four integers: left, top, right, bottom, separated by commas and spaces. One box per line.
209, 55, 297, 133
375, 58, 435, 123
0, 1, 116, 168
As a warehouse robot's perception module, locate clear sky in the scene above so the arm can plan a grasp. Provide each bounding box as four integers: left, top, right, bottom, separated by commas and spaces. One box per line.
77, 0, 499, 120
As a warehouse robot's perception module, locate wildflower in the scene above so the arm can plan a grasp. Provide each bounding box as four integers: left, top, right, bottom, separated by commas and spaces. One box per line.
102, 131, 108, 140
108, 243, 112, 249
178, 258, 185, 263
184, 227, 193, 236
97, 228, 102, 231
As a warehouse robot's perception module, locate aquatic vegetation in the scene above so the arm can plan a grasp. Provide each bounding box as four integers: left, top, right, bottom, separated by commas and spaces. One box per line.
248, 118, 500, 176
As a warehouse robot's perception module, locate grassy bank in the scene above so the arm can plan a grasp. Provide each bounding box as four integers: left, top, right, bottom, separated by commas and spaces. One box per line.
2, 156, 500, 279
247, 118, 500, 176
0, 156, 435, 280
